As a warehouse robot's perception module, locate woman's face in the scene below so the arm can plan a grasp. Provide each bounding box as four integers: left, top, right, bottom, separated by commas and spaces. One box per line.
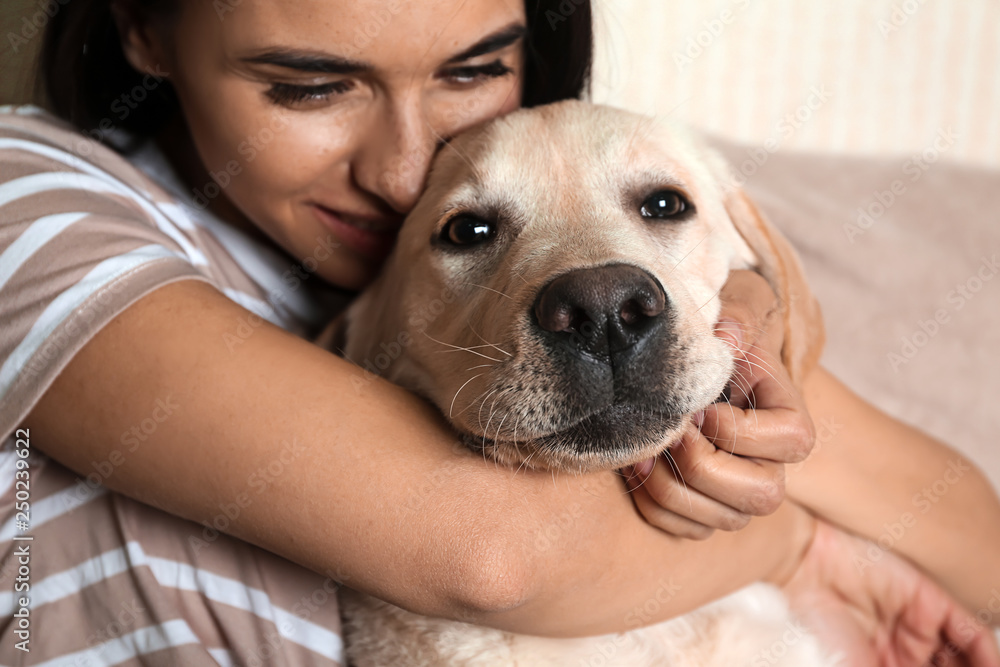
131, 0, 525, 289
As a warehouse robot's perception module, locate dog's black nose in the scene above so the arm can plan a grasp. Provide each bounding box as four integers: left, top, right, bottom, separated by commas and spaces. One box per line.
533, 264, 667, 361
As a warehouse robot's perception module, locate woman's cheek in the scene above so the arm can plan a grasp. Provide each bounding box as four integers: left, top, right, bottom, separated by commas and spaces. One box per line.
210, 110, 340, 203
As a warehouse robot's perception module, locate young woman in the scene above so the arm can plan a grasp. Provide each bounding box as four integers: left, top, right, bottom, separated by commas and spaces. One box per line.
1, 0, 998, 664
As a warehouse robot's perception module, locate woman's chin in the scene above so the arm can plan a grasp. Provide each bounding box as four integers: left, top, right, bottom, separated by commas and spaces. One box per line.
317, 255, 384, 293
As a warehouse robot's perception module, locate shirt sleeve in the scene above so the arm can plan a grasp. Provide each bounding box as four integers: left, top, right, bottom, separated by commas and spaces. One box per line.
0, 116, 214, 440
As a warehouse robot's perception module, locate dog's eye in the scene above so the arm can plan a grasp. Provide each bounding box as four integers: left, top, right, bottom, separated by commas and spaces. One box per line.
640, 190, 693, 220
440, 215, 495, 246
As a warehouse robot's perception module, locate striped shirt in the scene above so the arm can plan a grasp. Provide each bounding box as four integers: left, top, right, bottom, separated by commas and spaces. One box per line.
0, 105, 348, 666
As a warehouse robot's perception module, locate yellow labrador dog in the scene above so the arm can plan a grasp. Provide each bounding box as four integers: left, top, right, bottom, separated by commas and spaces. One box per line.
321, 100, 833, 666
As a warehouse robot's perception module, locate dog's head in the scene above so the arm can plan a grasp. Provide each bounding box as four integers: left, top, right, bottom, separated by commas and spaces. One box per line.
328, 101, 823, 473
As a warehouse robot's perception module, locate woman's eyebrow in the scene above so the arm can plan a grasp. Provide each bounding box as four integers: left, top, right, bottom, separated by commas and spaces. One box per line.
240, 50, 372, 74
443, 23, 527, 64
239, 23, 526, 75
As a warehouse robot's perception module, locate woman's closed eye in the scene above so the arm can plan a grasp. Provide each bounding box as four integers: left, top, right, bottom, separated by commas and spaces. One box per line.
263, 59, 512, 109
265, 80, 355, 108
439, 59, 514, 86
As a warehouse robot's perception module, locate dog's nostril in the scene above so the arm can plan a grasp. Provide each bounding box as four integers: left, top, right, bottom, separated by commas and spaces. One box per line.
620, 301, 641, 325
568, 308, 595, 334
620, 293, 664, 324
536, 304, 591, 335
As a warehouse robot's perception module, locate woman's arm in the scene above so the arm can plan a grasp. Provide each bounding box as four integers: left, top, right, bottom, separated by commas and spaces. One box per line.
21, 278, 815, 637
789, 366, 1000, 616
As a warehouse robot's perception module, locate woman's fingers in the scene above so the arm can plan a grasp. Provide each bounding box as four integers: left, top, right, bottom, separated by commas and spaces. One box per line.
935, 589, 1000, 667
783, 520, 1000, 667
627, 425, 785, 522
699, 350, 816, 463
626, 483, 717, 540
624, 451, 753, 534
666, 427, 787, 516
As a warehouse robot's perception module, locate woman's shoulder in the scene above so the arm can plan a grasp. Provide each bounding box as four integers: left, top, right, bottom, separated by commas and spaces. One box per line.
0, 103, 221, 284
0, 104, 165, 197
0, 105, 268, 291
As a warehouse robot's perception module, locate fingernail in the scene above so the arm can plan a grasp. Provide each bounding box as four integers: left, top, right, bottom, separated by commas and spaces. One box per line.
715, 319, 744, 350
634, 457, 654, 478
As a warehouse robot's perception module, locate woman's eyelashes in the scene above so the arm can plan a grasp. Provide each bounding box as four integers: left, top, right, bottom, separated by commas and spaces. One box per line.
265, 80, 355, 107
263, 59, 514, 109
440, 59, 514, 85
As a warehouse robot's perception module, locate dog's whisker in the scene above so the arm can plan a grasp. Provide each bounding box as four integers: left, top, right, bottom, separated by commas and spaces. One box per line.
692, 280, 726, 316
466, 319, 513, 358
735, 353, 789, 398
422, 331, 503, 363
661, 449, 695, 511
666, 228, 716, 283
463, 281, 513, 300
468, 387, 497, 426
729, 384, 755, 422
477, 388, 500, 430
482, 388, 513, 447
738, 348, 786, 381
494, 410, 510, 447
436, 343, 503, 353
465, 364, 495, 371
723, 398, 740, 456
510, 413, 524, 463
454, 385, 492, 418
715, 321, 774, 340
449, 373, 486, 419
514, 448, 539, 477
734, 345, 780, 369
724, 385, 758, 447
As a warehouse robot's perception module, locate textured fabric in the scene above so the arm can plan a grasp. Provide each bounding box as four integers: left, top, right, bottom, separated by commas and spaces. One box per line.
0, 105, 347, 666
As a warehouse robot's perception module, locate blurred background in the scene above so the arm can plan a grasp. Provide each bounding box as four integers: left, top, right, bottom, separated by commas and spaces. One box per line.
590, 0, 1000, 167
0, 0, 40, 106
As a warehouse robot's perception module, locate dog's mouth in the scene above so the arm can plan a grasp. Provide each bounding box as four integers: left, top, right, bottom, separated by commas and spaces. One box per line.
459, 402, 686, 472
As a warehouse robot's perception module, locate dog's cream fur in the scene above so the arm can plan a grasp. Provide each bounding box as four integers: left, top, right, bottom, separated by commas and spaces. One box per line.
322, 101, 836, 666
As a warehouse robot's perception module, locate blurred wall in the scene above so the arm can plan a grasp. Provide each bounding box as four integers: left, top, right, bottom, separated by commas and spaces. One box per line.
592, 0, 1000, 167
0, 0, 45, 106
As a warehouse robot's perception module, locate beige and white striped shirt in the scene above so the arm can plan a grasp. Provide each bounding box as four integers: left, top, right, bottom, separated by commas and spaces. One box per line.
0, 105, 348, 666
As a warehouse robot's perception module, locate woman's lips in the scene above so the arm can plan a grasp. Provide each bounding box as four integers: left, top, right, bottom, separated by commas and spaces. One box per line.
311, 205, 400, 260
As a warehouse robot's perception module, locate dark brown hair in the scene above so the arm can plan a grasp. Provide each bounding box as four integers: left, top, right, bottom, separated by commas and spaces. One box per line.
38, 0, 592, 146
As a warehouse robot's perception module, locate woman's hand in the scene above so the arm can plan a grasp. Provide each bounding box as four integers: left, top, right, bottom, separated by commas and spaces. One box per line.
782, 519, 1000, 667
623, 270, 816, 539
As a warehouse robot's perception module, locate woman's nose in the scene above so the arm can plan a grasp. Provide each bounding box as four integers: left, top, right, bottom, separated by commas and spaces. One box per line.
352, 97, 440, 215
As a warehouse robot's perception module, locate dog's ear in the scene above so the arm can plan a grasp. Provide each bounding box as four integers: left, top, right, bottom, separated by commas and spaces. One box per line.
315, 311, 350, 358
722, 187, 825, 387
